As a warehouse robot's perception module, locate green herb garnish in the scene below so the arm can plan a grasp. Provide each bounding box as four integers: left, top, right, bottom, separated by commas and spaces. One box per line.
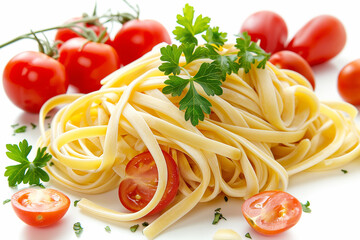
3, 199, 11, 205
341, 169, 348, 174
105, 226, 111, 233
4, 139, 52, 187
159, 4, 269, 126
142, 222, 149, 227
224, 196, 228, 202
130, 224, 139, 232
73, 222, 83, 237
13, 125, 27, 135
245, 232, 252, 239
74, 200, 80, 207
30, 123, 37, 129
212, 208, 226, 224
301, 201, 312, 213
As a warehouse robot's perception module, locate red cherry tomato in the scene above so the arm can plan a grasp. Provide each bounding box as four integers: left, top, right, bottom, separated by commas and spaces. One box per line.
118, 150, 179, 216
338, 59, 360, 105
58, 37, 120, 93
269, 50, 316, 89
240, 11, 288, 53
55, 17, 112, 48
242, 190, 302, 235
2, 51, 68, 113
286, 15, 346, 66
112, 19, 171, 66
11, 188, 70, 227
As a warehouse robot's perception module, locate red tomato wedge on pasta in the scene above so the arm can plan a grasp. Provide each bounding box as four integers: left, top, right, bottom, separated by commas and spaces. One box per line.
118, 150, 179, 216
242, 190, 302, 235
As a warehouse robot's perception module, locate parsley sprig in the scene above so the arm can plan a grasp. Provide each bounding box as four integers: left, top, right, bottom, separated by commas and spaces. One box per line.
158, 4, 270, 126
4, 139, 52, 187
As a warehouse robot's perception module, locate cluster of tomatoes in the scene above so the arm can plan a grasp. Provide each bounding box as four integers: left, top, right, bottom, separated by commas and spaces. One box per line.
241, 10, 360, 105
2, 11, 171, 113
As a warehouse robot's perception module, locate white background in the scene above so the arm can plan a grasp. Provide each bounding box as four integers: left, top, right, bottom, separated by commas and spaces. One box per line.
0, 0, 360, 239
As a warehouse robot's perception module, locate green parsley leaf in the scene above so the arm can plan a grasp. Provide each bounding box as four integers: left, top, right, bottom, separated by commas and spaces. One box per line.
73, 222, 83, 237
182, 43, 209, 64
158, 44, 183, 75
105, 226, 111, 233
193, 62, 223, 96
11, 123, 19, 128
163, 76, 190, 97
245, 232, 252, 239
202, 26, 227, 47
341, 169, 348, 174
173, 4, 210, 45
31, 123, 37, 129
212, 208, 226, 224
4, 139, 52, 187
3, 199, 11, 205
301, 201, 312, 213
235, 32, 270, 73
179, 81, 212, 126
130, 224, 139, 232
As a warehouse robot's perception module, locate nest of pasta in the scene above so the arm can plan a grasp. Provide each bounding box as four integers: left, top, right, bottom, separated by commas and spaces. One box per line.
38, 43, 360, 239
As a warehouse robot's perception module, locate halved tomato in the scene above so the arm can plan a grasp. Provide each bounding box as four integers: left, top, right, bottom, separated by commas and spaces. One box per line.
242, 190, 302, 235
11, 188, 70, 227
118, 150, 179, 216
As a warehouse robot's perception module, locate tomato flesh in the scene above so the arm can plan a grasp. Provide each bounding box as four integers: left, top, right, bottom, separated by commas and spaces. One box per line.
269, 50, 316, 89
338, 59, 360, 105
240, 11, 288, 53
242, 190, 302, 235
112, 19, 171, 66
286, 15, 346, 66
118, 150, 179, 216
11, 188, 70, 227
2, 51, 68, 113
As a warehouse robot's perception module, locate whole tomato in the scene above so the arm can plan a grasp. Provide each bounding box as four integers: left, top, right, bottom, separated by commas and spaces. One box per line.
112, 19, 171, 66
338, 59, 360, 105
240, 11, 288, 53
58, 37, 120, 93
286, 15, 346, 66
2, 51, 68, 113
55, 17, 112, 48
270, 50, 316, 89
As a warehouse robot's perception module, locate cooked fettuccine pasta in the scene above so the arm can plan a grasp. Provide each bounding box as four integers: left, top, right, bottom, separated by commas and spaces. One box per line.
37, 43, 360, 239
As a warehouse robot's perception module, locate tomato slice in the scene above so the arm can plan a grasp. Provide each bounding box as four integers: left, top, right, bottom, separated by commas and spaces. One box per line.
241, 190, 302, 235
118, 150, 179, 216
11, 188, 70, 227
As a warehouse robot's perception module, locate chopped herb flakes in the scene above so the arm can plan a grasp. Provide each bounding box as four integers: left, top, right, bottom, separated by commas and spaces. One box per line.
341, 169, 348, 174
74, 200, 80, 207
130, 224, 139, 232
301, 201, 312, 213
73, 222, 83, 237
212, 208, 226, 224
105, 226, 111, 233
245, 232, 252, 239
142, 222, 149, 227
3, 199, 11, 205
